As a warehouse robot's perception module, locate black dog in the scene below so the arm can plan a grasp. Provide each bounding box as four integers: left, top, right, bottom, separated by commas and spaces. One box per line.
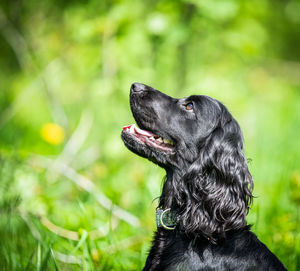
121, 83, 286, 271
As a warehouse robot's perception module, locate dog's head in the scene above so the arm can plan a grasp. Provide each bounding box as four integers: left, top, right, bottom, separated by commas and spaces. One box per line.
122, 83, 253, 241
122, 83, 242, 169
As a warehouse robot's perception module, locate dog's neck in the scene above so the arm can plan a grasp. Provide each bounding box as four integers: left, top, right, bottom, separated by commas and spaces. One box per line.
158, 167, 184, 210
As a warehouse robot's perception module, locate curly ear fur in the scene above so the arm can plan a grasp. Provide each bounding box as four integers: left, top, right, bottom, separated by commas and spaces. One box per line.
176, 108, 253, 243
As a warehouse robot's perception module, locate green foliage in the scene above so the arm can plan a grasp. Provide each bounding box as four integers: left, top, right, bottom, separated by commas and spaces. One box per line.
0, 0, 300, 269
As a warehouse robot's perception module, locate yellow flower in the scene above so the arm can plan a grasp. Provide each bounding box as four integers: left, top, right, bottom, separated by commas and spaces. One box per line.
40, 123, 65, 145
91, 249, 100, 262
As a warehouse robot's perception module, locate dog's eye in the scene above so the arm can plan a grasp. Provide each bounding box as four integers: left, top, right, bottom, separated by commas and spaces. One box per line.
185, 103, 193, 111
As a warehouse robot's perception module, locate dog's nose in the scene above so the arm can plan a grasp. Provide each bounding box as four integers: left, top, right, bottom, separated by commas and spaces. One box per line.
131, 83, 146, 93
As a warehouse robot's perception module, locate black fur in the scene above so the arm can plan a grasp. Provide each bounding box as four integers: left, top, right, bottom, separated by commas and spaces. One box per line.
121, 83, 287, 271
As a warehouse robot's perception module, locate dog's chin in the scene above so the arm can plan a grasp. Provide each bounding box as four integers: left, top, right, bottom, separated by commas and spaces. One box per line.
121, 124, 175, 167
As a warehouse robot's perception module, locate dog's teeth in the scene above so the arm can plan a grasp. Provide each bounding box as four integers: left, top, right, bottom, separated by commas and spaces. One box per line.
149, 136, 155, 140
163, 138, 173, 145
157, 137, 163, 143
130, 125, 135, 133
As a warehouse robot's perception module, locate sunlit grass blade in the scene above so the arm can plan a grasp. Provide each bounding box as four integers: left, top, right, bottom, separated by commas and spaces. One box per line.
50, 248, 59, 271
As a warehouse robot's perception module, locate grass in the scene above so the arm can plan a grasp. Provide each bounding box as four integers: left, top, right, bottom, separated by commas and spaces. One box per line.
0, 0, 300, 269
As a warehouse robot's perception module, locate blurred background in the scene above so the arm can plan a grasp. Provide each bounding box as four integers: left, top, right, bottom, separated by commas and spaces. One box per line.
0, 0, 300, 270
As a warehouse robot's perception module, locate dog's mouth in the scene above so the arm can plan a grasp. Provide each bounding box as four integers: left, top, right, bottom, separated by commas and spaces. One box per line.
122, 124, 174, 152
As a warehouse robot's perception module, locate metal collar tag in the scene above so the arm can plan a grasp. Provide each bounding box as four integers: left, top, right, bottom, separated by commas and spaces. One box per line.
156, 208, 176, 230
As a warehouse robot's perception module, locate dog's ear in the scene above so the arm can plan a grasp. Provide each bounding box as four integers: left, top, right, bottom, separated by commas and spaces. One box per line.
178, 117, 253, 242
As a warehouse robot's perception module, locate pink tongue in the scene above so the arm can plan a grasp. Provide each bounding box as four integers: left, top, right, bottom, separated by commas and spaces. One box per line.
135, 126, 154, 137
122, 125, 132, 130
122, 124, 155, 137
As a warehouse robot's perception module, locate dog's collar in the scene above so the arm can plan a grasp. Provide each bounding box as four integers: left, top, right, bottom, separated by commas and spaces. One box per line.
156, 208, 177, 230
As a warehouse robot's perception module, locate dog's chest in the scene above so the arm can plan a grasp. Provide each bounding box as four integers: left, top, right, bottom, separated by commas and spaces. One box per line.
163, 248, 208, 271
